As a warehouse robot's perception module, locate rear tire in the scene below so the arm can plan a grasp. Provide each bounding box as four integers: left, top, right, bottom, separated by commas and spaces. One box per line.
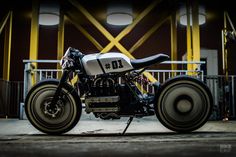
155, 76, 213, 133
25, 80, 82, 135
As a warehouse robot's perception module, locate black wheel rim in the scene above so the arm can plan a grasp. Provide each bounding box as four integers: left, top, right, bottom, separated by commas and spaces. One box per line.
28, 85, 76, 131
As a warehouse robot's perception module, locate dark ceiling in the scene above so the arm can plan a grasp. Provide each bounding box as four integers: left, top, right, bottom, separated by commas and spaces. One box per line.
0, 0, 236, 81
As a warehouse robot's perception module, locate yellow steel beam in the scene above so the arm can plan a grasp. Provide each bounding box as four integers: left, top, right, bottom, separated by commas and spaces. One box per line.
186, 1, 193, 72
68, 0, 115, 42
57, 10, 65, 78
191, 0, 200, 72
65, 13, 103, 50
3, 11, 12, 81
69, 0, 160, 53
72, 23, 103, 50
29, 0, 39, 61
221, 30, 226, 76
68, 0, 157, 82
129, 16, 169, 54
29, 0, 39, 84
0, 12, 10, 35
222, 12, 227, 74
101, 0, 161, 53
223, 12, 228, 80
114, 0, 161, 43
170, 14, 177, 72
57, 11, 65, 61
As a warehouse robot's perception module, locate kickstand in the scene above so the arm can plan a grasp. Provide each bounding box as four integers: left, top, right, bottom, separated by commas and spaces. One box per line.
121, 117, 134, 135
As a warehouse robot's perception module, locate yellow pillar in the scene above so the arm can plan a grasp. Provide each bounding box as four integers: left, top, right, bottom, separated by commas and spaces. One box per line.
29, 0, 39, 84
170, 13, 177, 72
223, 12, 228, 80
3, 11, 12, 81
192, 0, 200, 71
186, 0, 201, 74
186, 1, 193, 72
57, 10, 64, 63
57, 9, 64, 78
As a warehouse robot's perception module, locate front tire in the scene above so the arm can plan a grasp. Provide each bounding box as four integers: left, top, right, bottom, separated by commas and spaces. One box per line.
25, 80, 82, 135
155, 76, 213, 133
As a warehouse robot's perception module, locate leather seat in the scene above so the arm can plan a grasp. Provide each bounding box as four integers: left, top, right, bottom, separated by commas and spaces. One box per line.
130, 53, 169, 69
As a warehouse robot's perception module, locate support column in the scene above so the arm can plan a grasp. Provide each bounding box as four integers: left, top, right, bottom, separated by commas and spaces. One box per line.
29, 0, 39, 84
57, 9, 64, 78
186, 1, 193, 72
221, 12, 230, 121
170, 13, 177, 72
222, 12, 228, 80
186, 0, 200, 74
192, 0, 200, 71
3, 11, 12, 81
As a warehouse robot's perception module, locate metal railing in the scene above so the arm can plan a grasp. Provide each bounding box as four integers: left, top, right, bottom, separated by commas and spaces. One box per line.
0, 59, 234, 120
0, 79, 24, 118
24, 59, 235, 120
204, 75, 236, 120
0, 59, 230, 120
137, 69, 204, 94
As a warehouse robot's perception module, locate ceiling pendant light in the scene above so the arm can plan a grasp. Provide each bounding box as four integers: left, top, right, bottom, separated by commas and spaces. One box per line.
39, 1, 60, 26
179, 5, 206, 26
106, 3, 133, 26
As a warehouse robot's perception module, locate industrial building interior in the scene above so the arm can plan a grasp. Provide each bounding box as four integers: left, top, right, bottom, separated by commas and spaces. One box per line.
0, 0, 236, 156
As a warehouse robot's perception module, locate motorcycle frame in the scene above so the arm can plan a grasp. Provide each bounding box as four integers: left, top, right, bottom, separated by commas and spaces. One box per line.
50, 68, 157, 115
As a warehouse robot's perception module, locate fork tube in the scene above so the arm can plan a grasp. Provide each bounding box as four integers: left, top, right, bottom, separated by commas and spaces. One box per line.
51, 70, 70, 106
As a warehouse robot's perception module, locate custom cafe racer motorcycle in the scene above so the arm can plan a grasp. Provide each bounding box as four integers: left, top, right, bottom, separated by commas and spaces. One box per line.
25, 47, 213, 135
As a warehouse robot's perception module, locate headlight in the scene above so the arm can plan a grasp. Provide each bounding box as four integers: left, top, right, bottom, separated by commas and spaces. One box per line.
60, 47, 83, 70
60, 47, 75, 70
60, 56, 75, 70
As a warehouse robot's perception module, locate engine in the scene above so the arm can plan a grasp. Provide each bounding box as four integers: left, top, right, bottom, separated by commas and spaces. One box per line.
84, 75, 121, 119
90, 76, 117, 96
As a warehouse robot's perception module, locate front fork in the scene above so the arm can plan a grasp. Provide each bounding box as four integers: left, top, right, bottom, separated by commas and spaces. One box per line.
50, 70, 71, 107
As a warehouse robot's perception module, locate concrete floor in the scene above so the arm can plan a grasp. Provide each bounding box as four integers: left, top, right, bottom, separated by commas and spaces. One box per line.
1, 113, 236, 157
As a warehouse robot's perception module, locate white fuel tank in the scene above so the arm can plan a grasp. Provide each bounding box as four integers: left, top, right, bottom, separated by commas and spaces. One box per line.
81, 52, 134, 76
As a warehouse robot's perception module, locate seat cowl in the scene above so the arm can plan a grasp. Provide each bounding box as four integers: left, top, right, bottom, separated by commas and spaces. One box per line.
130, 53, 169, 69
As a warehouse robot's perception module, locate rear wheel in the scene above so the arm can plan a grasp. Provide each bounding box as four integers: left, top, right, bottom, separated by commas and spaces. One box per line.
155, 76, 213, 133
25, 80, 82, 135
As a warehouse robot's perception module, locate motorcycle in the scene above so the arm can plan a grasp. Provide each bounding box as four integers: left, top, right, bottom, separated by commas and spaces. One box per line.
25, 47, 213, 135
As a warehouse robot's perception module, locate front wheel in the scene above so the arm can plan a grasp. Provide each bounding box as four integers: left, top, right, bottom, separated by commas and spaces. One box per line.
155, 76, 213, 133
25, 80, 82, 135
